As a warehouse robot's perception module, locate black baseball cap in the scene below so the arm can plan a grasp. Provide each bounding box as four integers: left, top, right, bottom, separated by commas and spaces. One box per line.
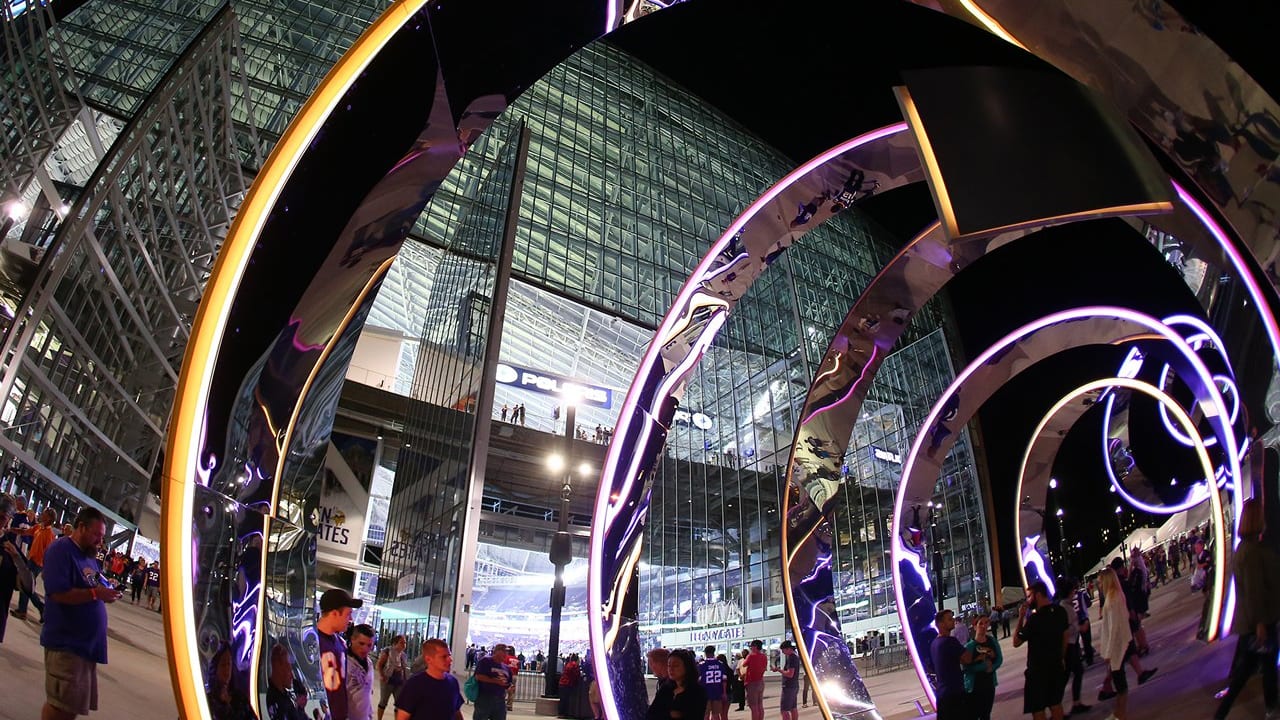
320, 588, 364, 614
779, 640, 794, 650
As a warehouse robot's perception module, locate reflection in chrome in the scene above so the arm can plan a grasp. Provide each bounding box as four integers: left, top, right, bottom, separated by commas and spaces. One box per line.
890, 307, 1239, 705
1154, 316, 1240, 450
1101, 382, 1224, 515
161, 1, 1280, 717
1013, 377, 1225, 642
589, 123, 918, 720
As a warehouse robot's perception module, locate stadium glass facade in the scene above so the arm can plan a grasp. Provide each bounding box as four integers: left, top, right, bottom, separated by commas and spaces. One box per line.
2, 0, 991, 660
370, 40, 991, 654
0, 0, 391, 537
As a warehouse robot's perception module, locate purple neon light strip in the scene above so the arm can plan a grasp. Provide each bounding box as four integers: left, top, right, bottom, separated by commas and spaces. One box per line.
1173, 183, 1280, 365
1021, 536, 1055, 598
588, 123, 908, 718
1169, 183, 1275, 638
1154, 315, 1239, 448
799, 346, 880, 427
892, 306, 1240, 707
1101, 391, 1216, 514
610, 310, 727, 525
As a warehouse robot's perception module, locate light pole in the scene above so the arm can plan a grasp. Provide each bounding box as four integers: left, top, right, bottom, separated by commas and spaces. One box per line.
927, 501, 944, 608
1055, 508, 1066, 576
545, 395, 577, 698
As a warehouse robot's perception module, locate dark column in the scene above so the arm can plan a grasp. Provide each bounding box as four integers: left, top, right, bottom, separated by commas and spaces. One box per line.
545, 401, 576, 697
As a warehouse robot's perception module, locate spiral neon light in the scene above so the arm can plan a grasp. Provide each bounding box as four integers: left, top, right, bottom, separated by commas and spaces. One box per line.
1015, 377, 1227, 645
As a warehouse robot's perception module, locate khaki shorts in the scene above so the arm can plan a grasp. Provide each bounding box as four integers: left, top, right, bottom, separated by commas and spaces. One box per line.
46, 648, 99, 715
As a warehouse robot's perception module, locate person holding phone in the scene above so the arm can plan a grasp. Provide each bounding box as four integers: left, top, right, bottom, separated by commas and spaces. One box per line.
40, 507, 120, 720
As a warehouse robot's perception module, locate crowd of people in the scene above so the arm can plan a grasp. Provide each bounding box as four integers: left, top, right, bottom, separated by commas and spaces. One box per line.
643, 639, 804, 720
7, 483, 1276, 720
2, 493, 123, 720
922, 507, 1280, 720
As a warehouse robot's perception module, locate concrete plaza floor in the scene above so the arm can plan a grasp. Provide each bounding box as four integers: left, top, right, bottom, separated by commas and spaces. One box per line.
1, 572, 1271, 719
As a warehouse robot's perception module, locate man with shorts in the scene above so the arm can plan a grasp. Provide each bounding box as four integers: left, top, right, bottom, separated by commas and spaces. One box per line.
144, 561, 161, 611
1013, 581, 1068, 720
40, 507, 120, 719
743, 640, 768, 720
698, 646, 728, 720
775, 641, 799, 720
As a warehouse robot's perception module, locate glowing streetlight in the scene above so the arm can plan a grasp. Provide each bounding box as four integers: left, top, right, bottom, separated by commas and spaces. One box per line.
4, 200, 28, 222
547, 453, 565, 473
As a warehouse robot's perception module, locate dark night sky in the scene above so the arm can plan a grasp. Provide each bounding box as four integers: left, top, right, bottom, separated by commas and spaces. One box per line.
607, 0, 1270, 582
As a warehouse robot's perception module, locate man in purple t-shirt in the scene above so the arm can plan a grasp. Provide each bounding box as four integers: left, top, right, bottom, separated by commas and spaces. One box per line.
40, 507, 120, 720
394, 639, 463, 720
317, 588, 364, 720
473, 643, 513, 720
699, 645, 728, 720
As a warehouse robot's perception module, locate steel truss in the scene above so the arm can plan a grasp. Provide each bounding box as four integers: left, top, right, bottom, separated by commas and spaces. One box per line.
0, 5, 257, 525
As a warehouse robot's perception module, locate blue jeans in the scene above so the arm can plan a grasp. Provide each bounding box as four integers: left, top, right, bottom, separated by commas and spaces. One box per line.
15, 561, 42, 616
475, 692, 508, 720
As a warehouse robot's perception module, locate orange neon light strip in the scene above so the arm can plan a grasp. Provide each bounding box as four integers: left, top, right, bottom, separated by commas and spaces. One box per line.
161, 1, 429, 717
1013, 377, 1227, 640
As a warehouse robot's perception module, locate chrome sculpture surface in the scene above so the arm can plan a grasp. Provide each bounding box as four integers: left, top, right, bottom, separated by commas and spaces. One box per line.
158, 1, 1280, 719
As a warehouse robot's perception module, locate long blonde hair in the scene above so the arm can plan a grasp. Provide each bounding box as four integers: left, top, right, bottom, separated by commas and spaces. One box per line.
1098, 568, 1124, 607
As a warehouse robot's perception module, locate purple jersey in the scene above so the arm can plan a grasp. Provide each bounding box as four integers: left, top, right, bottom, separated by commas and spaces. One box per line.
697, 658, 726, 700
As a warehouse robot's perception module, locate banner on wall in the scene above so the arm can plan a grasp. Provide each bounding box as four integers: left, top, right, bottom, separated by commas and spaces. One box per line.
317, 433, 373, 565
494, 362, 613, 409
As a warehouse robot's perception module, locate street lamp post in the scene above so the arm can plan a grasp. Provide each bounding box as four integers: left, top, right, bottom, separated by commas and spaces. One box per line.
545, 399, 576, 698
927, 502, 944, 608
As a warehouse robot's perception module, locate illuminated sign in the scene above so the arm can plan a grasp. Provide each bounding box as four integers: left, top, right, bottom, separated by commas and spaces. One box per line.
495, 362, 612, 408
672, 408, 714, 430
6, 0, 43, 21
872, 446, 901, 464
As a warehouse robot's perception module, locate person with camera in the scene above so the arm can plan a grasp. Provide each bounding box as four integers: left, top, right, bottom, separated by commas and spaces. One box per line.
40, 506, 120, 719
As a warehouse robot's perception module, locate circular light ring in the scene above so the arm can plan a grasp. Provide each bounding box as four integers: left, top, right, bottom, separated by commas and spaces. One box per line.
780, 176, 1272, 717
1100, 382, 1225, 514
1015, 377, 1228, 644
1099, 330, 1235, 513
781, 221, 954, 720
1155, 366, 1240, 448
888, 307, 1239, 706
587, 123, 915, 720
158, 6, 1280, 719
1120, 315, 1241, 451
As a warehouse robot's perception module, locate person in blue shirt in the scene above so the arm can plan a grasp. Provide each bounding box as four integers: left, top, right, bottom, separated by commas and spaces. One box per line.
40, 506, 119, 720
317, 588, 364, 720
963, 615, 1003, 720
